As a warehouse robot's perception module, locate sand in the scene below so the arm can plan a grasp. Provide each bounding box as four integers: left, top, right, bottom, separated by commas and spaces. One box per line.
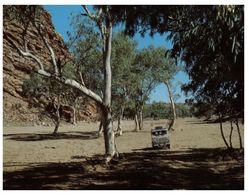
3, 118, 244, 189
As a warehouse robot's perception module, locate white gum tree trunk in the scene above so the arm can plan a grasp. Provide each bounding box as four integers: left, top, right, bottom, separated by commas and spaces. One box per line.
138, 105, 143, 130
117, 106, 124, 135
102, 22, 117, 159
165, 80, 176, 130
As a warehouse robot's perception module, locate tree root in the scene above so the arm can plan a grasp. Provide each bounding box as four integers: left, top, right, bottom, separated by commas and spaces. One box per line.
114, 130, 122, 137
52, 131, 58, 136
105, 152, 119, 164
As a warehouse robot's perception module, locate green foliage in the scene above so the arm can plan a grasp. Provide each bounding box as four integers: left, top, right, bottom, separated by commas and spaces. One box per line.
111, 5, 244, 120
190, 102, 215, 119
129, 47, 160, 107
22, 73, 47, 97
62, 62, 77, 80
143, 102, 192, 119
23, 73, 58, 100
112, 32, 137, 92
127, 45, 179, 121
175, 103, 193, 118
22, 64, 85, 109
141, 46, 178, 83
68, 14, 103, 96
172, 6, 244, 119
111, 33, 137, 116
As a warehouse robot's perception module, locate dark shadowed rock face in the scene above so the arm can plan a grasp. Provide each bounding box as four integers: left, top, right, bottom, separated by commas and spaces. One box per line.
3, 6, 97, 123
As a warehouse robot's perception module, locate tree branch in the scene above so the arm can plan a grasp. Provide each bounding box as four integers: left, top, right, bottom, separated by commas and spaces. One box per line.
82, 5, 96, 20
82, 5, 103, 20
17, 44, 103, 105
43, 38, 59, 76
32, 23, 60, 76
82, 5, 105, 39
78, 71, 86, 86
38, 68, 103, 105
17, 40, 44, 70
97, 7, 103, 19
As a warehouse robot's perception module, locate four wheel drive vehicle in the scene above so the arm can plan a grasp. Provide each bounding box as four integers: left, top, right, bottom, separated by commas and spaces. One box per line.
151, 126, 170, 149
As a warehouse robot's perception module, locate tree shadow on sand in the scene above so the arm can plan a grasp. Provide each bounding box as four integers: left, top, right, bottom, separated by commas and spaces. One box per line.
3, 148, 244, 190
3, 131, 99, 141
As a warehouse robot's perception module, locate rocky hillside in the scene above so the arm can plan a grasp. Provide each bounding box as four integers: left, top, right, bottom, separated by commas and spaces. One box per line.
3, 6, 98, 124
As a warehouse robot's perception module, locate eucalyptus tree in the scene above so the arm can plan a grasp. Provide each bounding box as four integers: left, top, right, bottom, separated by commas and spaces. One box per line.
24, 75, 63, 135
68, 24, 137, 136
148, 47, 179, 129
5, 5, 124, 161
130, 46, 179, 130
111, 32, 137, 135
79, 6, 128, 158
130, 48, 159, 130
22, 71, 79, 134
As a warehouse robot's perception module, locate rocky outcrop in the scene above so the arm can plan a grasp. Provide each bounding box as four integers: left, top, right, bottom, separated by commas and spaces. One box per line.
3, 6, 98, 124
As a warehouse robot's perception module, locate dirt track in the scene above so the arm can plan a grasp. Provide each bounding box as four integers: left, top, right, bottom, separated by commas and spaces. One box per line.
3, 118, 244, 189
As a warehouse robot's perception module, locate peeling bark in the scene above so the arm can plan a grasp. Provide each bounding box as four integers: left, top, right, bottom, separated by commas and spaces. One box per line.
102, 21, 117, 160
102, 106, 118, 163
103, 109, 115, 155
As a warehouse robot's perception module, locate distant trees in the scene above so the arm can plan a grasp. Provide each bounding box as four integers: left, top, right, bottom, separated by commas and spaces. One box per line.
130, 48, 159, 130
188, 102, 215, 120
143, 102, 192, 120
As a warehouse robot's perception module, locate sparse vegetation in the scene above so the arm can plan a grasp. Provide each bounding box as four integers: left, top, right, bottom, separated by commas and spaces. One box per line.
3, 5, 244, 190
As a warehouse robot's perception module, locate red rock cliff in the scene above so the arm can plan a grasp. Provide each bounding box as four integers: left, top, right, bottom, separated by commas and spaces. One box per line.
3, 6, 98, 123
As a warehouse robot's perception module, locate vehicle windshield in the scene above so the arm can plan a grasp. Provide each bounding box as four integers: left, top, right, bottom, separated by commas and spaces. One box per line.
152, 130, 167, 136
